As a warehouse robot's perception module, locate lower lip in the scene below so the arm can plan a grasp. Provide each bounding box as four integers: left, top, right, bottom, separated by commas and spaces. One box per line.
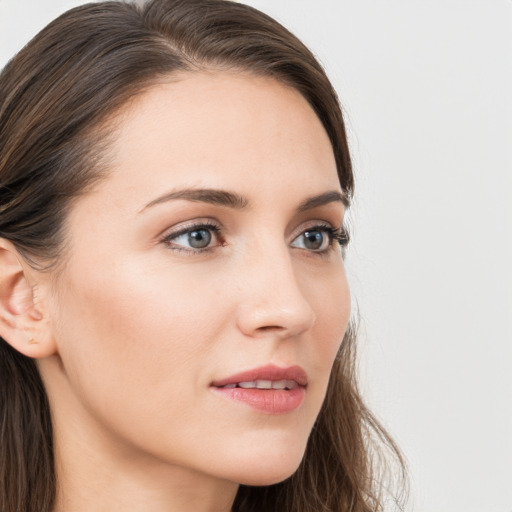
212, 386, 306, 414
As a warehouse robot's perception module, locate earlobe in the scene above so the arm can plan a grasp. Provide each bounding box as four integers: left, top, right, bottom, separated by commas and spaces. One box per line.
0, 239, 56, 358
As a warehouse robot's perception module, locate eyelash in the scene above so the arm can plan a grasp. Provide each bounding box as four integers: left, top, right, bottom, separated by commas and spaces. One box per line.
160, 221, 350, 255
160, 222, 222, 254
301, 224, 350, 257
321, 226, 350, 249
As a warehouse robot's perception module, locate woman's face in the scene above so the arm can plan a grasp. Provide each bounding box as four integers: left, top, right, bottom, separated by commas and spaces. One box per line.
41, 72, 350, 487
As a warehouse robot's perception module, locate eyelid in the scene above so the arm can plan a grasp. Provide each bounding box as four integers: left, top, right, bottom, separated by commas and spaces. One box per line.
289, 221, 350, 253
289, 220, 340, 242
159, 219, 224, 252
157, 218, 350, 255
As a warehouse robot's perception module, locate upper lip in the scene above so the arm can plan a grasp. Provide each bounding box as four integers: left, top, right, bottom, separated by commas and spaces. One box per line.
211, 364, 308, 388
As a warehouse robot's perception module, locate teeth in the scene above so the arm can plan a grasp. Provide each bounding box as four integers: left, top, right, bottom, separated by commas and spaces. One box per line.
258, 380, 273, 389
238, 381, 259, 388
225, 380, 299, 390
271, 380, 298, 389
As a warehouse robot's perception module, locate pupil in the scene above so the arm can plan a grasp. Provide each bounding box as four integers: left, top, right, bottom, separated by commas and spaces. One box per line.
188, 229, 211, 249
304, 230, 323, 250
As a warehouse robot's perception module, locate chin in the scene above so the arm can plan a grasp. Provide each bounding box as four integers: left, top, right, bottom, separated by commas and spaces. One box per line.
227, 448, 306, 487
236, 470, 298, 487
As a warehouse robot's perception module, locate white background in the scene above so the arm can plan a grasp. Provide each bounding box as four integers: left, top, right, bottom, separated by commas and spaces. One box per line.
1, 1, 510, 511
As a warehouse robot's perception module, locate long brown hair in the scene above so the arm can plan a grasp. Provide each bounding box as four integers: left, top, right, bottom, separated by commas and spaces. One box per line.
0, 1, 406, 511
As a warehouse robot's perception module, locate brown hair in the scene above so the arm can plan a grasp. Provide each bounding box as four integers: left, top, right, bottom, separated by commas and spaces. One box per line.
0, 1, 406, 511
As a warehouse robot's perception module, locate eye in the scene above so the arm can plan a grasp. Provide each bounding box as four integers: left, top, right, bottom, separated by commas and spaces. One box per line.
161, 223, 221, 252
290, 225, 349, 253
291, 226, 332, 252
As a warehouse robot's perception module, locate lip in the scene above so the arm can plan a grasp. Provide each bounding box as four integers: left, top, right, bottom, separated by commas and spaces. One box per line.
211, 364, 308, 388
210, 364, 308, 414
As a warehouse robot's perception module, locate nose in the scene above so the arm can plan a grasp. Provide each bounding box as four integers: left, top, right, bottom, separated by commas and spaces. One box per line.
234, 245, 316, 340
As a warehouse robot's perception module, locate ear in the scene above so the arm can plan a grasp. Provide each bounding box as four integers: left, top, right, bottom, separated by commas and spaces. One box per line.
0, 239, 57, 358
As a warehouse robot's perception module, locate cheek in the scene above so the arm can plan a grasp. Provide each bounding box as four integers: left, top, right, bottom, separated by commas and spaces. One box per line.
306, 265, 350, 381
48, 258, 239, 476
51, 257, 226, 418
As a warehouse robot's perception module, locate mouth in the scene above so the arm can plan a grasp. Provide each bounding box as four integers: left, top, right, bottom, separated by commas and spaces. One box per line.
217, 379, 300, 390
210, 364, 308, 414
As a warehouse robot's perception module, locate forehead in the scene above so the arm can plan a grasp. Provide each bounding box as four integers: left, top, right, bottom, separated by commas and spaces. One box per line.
95, 71, 340, 209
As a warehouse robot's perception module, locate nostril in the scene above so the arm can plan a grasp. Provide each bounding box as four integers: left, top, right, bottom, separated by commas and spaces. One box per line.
257, 325, 285, 332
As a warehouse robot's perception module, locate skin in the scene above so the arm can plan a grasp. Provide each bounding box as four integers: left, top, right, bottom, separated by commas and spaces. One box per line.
1, 72, 350, 511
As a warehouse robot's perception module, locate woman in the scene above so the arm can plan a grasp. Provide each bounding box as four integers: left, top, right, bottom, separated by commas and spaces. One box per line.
0, 1, 405, 511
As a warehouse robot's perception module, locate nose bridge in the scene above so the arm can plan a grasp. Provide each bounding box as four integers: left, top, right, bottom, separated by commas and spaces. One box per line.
235, 236, 316, 338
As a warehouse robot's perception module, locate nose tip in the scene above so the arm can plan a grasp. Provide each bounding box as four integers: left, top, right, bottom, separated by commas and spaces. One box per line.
237, 305, 316, 339
235, 263, 316, 340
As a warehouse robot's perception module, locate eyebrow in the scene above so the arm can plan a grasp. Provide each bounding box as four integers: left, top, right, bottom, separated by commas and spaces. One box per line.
296, 190, 346, 212
140, 188, 249, 212
140, 188, 346, 213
